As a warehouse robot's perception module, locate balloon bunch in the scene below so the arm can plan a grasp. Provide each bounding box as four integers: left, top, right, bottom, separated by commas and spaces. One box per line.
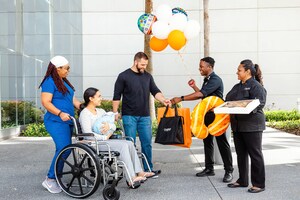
137, 4, 200, 52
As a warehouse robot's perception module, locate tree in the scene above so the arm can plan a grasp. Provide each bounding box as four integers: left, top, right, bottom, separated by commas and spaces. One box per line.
144, 0, 156, 120
203, 0, 210, 57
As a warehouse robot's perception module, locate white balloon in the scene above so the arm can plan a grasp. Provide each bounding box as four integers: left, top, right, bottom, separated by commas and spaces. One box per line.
152, 21, 171, 39
184, 20, 200, 40
155, 4, 172, 22
169, 13, 188, 31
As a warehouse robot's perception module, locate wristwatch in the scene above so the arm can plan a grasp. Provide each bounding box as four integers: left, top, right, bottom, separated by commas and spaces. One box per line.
181, 96, 184, 101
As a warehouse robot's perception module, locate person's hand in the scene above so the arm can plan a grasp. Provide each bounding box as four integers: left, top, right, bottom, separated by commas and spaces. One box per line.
170, 97, 181, 105
101, 122, 110, 134
163, 99, 172, 107
188, 79, 195, 88
114, 113, 121, 121
59, 112, 70, 121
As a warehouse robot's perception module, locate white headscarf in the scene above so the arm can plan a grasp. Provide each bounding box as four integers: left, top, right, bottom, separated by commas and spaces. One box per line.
50, 56, 69, 68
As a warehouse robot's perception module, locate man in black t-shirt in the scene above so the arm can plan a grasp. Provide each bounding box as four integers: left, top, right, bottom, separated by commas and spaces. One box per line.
171, 57, 234, 183
113, 52, 171, 176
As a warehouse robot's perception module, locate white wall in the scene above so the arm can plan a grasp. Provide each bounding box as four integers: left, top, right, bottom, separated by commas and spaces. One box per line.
82, 0, 300, 110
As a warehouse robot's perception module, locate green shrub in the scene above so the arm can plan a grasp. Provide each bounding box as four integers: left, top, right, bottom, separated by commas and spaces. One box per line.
18, 99, 166, 137
98, 99, 172, 113
152, 119, 158, 136
265, 110, 300, 135
1, 101, 44, 128
265, 110, 300, 121
99, 99, 113, 112
267, 120, 300, 135
21, 123, 49, 137
155, 100, 165, 109
97, 99, 122, 112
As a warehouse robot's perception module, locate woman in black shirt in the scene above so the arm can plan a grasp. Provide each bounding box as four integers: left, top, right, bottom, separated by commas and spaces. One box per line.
226, 59, 266, 193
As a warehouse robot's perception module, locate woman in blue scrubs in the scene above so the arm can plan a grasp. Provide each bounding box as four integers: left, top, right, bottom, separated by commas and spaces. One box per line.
39, 56, 81, 194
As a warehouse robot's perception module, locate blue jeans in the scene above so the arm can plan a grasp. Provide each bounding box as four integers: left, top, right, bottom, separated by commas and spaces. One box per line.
44, 120, 72, 179
122, 115, 153, 171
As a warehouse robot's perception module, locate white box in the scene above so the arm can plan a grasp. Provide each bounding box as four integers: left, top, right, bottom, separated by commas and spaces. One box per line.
214, 99, 260, 114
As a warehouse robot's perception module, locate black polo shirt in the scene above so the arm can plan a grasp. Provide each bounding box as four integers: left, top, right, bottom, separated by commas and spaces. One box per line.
200, 72, 224, 99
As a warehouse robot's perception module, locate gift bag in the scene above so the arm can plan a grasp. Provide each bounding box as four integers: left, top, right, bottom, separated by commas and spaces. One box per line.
155, 105, 184, 144
156, 105, 192, 148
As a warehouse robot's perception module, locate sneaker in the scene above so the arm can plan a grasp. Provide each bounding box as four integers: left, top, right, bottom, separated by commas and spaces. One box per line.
223, 171, 233, 183
42, 178, 62, 194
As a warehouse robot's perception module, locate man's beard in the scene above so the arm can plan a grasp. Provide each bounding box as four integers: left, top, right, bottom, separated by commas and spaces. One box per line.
137, 68, 145, 73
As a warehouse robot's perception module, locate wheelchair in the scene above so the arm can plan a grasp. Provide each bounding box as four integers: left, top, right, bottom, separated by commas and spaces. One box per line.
54, 116, 151, 199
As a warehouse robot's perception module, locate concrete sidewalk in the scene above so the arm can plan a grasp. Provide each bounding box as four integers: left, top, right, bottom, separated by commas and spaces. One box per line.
0, 127, 299, 200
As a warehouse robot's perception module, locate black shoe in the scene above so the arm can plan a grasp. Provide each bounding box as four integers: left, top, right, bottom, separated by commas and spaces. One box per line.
223, 172, 233, 183
196, 168, 215, 177
151, 170, 161, 178
152, 170, 161, 175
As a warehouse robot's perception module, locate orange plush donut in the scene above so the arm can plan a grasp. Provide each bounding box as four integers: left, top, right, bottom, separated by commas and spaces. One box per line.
191, 96, 230, 139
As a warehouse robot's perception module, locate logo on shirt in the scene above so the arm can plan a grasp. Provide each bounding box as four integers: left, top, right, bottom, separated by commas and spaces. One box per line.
164, 128, 171, 132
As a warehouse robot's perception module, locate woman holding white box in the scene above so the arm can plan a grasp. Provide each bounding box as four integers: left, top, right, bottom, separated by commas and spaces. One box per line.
225, 59, 267, 193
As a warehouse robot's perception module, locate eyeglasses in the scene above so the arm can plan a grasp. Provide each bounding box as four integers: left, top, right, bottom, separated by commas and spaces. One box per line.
59, 66, 70, 71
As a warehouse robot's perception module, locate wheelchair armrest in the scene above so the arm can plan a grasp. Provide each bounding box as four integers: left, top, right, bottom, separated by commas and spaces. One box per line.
99, 151, 120, 157
122, 136, 135, 143
110, 134, 122, 139
77, 133, 94, 137
76, 133, 94, 140
109, 134, 135, 144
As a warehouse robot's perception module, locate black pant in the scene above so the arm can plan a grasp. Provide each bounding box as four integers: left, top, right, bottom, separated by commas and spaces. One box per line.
203, 133, 234, 172
203, 111, 233, 172
233, 131, 265, 188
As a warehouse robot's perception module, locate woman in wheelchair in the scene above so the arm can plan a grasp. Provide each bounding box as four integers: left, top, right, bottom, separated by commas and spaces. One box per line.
79, 87, 155, 188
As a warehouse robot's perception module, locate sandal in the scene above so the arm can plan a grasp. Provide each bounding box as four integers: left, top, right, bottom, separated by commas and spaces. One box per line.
136, 176, 147, 183
126, 180, 141, 189
126, 176, 145, 189
126, 181, 141, 189
135, 176, 147, 182
248, 187, 265, 193
140, 172, 156, 178
227, 182, 248, 188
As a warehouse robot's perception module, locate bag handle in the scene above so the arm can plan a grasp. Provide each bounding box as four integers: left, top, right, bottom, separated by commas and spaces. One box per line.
162, 105, 179, 117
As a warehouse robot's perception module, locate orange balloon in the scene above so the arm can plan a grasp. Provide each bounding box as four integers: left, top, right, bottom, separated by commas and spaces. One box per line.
150, 36, 168, 52
167, 30, 186, 50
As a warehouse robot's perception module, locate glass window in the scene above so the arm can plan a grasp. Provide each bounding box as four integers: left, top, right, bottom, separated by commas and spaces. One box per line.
1, 0, 83, 131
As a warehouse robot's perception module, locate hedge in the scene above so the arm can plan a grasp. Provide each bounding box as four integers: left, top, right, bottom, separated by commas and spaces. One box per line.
1, 101, 44, 128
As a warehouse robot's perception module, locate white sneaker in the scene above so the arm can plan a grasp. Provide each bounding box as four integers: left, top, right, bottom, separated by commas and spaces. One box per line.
42, 178, 62, 194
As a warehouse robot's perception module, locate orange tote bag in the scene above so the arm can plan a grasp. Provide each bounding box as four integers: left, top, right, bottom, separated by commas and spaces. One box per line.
157, 106, 192, 148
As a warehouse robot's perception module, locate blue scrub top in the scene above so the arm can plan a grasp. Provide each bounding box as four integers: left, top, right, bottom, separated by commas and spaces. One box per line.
41, 77, 74, 124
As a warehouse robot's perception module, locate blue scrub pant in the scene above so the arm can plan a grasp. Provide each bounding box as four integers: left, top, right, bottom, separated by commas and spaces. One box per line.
122, 116, 153, 171
44, 120, 72, 179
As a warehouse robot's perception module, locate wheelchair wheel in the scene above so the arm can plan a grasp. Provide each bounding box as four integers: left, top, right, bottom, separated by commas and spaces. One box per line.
103, 184, 120, 200
55, 143, 101, 198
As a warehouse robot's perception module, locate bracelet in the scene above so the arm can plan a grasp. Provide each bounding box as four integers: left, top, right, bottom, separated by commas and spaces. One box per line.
58, 111, 62, 117
181, 96, 184, 101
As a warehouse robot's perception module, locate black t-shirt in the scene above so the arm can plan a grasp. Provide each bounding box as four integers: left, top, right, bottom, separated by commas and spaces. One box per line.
200, 72, 224, 99
113, 68, 161, 116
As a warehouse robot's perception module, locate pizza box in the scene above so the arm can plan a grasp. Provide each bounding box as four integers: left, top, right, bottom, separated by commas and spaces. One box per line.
214, 99, 260, 114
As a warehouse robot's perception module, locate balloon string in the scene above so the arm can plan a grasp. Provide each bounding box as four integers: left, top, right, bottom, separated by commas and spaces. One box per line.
177, 47, 192, 80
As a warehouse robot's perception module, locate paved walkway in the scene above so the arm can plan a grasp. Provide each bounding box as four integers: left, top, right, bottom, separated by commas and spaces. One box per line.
0, 127, 299, 200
